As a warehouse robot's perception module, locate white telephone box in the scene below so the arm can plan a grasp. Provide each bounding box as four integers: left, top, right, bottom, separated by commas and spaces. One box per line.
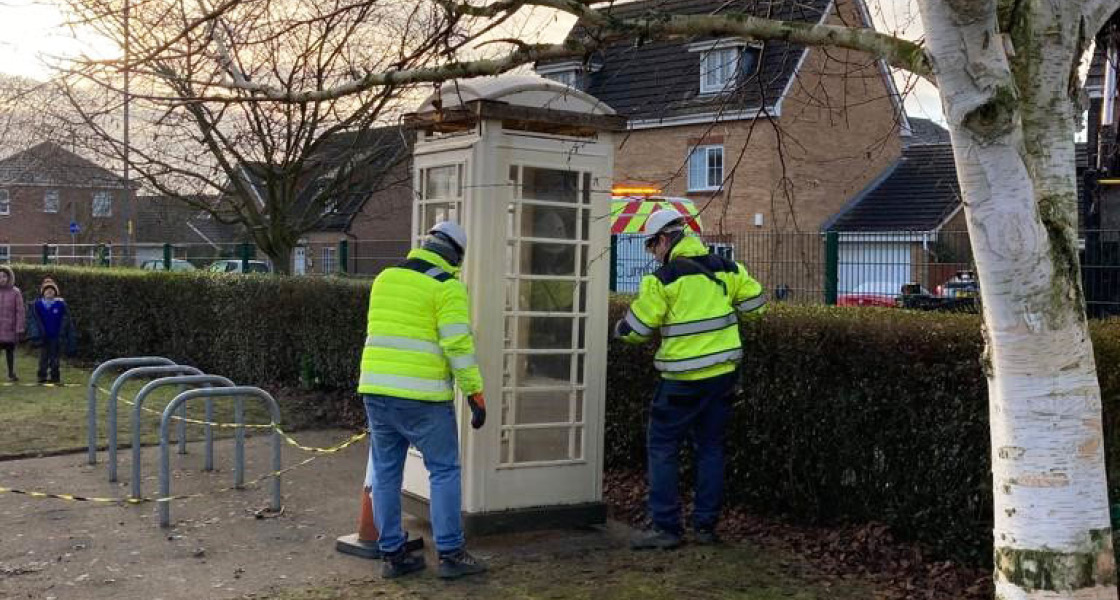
401, 75, 624, 533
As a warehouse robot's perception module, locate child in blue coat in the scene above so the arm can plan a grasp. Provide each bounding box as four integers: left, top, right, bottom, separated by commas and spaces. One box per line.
32, 278, 67, 384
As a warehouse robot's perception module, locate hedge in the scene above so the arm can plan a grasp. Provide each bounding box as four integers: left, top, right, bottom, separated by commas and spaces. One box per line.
12, 264, 1120, 564
11, 265, 369, 389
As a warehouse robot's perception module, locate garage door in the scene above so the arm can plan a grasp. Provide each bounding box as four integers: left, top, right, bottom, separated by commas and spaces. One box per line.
838, 243, 912, 295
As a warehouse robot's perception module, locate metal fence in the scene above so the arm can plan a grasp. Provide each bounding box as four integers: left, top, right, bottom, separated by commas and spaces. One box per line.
3, 239, 410, 277
12, 231, 1120, 317
613, 230, 1120, 317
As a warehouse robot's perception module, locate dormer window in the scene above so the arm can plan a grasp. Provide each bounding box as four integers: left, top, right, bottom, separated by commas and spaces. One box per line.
536, 60, 595, 90
544, 70, 580, 88
689, 39, 761, 95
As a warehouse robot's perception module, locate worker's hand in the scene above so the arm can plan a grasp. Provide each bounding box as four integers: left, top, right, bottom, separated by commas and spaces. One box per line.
467, 393, 487, 429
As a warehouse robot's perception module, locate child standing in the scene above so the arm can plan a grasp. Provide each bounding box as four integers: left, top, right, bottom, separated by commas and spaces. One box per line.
0, 265, 25, 382
33, 278, 66, 384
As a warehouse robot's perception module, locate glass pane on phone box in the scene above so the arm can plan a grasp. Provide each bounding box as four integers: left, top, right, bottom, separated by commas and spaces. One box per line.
422, 202, 452, 231
521, 204, 577, 240
518, 353, 572, 387
519, 316, 574, 349
519, 279, 576, 312
514, 389, 572, 425
514, 427, 571, 462
520, 241, 576, 276
523, 167, 578, 203
425, 165, 458, 199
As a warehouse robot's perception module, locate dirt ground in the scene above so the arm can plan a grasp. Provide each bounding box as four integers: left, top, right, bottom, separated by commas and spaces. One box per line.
0, 430, 391, 600
0, 430, 882, 600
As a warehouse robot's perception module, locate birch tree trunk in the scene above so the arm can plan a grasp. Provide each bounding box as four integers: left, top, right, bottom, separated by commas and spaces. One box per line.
917, 1, 1116, 598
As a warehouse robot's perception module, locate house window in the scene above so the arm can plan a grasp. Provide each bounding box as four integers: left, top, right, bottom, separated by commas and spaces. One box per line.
695, 43, 760, 95
46, 245, 58, 263
688, 145, 724, 191
43, 190, 60, 213
0, 245, 8, 262
92, 191, 112, 217
0, 190, 9, 216
543, 70, 579, 88
701, 48, 740, 94
322, 246, 336, 273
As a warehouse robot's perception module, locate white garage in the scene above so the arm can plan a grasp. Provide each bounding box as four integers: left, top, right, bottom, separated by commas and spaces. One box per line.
837, 234, 914, 296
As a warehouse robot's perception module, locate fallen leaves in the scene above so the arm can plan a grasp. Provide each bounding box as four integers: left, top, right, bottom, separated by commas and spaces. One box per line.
604, 470, 992, 600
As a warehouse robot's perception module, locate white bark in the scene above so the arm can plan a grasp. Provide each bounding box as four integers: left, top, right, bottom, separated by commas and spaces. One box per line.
918, 0, 1116, 598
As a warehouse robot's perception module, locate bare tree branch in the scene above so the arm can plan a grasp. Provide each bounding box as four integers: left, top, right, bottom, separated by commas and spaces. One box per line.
130, 0, 930, 103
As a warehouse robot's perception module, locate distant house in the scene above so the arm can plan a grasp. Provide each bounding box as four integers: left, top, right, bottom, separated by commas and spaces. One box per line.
132, 195, 248, 267
536, 0, 906, 235
0, 141, 131, 264
236, 125, 413, 275
825, 129, 1089, 294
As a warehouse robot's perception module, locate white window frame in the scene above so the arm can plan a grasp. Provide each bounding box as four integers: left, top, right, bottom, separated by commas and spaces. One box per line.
536, 60, 589, 90
92, 190, 112, 218
700, 47, 741, 94
322, 246, 336, 273
0, 245, 9, 262
43, 189, 60, 213
687, 145, 724, 192
543, 70, 579, 88
1107, 45, 1119, 126
0, 189, 9, 216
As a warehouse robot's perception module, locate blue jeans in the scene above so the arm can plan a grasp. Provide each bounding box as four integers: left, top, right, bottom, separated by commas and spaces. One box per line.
647, 371, 736, 536
363, 394, 465, 554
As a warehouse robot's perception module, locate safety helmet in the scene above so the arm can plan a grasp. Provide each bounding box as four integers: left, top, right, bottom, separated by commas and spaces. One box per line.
429, 221, 467, 252
644, 208, 687, 235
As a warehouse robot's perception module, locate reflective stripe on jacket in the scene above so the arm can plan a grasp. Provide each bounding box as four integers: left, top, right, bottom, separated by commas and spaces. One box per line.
358, 248, 484, 401
617, 235, 766, 381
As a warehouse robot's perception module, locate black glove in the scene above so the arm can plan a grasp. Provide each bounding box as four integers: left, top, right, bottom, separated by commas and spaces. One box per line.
467, 393, 487, 429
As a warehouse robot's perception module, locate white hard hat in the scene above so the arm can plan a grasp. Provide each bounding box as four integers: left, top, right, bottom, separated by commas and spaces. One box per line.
429, 220, 467, 251
645, 208, 687, 235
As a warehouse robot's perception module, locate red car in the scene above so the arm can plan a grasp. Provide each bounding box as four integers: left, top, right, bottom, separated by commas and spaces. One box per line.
837, 281, 912, 308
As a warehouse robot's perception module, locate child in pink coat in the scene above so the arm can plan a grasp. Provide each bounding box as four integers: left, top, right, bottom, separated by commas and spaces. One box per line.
0, 265, 25, 381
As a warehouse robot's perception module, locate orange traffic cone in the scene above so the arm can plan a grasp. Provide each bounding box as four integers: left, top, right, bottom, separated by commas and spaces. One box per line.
337, 454, 382, 558
336, 450, 423, 559
357, 484, 378, 543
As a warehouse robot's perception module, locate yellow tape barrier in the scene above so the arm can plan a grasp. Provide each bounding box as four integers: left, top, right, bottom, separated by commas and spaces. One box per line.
0, 454, 325, 505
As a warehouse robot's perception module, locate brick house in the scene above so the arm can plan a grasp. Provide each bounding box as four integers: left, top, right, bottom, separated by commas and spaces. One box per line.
533, 0, 907, 296
0, 142, 131, 264
824, 121, 1088, 297
132, 195, 248, 266
536, 0, 905, 234
237, 126, 413, 275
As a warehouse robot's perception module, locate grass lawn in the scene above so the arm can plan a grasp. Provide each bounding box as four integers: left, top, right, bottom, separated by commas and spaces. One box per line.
266, 544, 876, 600
0, 347, 273, 458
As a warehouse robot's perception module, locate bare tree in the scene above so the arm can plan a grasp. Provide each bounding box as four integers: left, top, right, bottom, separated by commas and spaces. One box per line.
54, 0, 1120, 596
55, 0, 455, 272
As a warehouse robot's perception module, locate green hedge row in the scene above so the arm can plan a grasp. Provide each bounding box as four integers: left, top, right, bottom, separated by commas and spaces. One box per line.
12, 264, 1120, 564
608, 303, 1120, 564
11, 265, 369, 390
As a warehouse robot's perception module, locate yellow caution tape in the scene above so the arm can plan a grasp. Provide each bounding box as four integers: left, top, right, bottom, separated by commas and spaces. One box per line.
0, 382, 80, 388
96, 385, 274, 429
95, 388, 370, 452
274, 429, 367, 454
0, 453, 326, 505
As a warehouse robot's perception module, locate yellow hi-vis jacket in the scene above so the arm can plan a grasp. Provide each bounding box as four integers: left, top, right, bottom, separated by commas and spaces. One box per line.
357, 248, 484, 401
616, 235, 766, 381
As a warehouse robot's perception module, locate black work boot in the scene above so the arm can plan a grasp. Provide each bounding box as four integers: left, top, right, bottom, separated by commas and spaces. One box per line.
630, 527, 682, 550
381, 547, 425, 579
438, 548, 487, 579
